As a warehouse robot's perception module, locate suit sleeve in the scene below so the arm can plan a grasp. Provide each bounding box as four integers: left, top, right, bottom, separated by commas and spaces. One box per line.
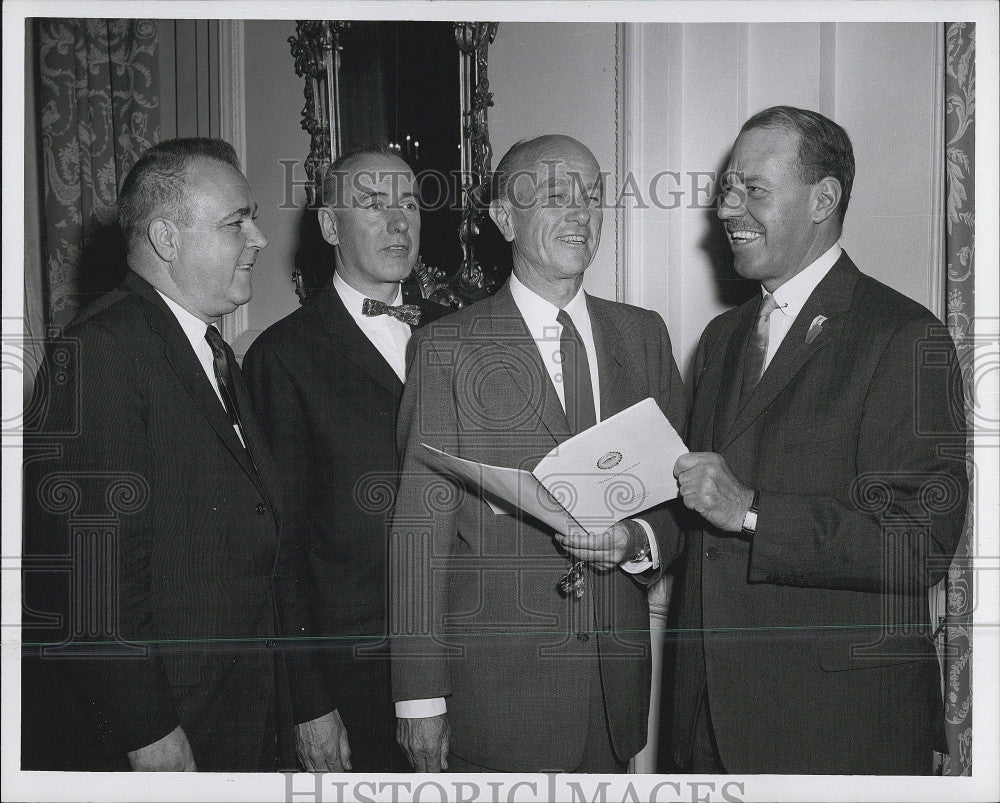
748, 315, 968, 592
388, 330, 460, 703
243, 340, 336, 724
23, 323, 178, 753
630, 310, 690, 575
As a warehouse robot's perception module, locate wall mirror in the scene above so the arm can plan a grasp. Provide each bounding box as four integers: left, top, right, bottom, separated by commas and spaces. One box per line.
289, 20, 509, 307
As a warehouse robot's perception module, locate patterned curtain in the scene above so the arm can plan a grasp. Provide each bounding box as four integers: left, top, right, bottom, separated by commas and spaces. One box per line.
34, 19, 159, 331
942, 21, 974, 777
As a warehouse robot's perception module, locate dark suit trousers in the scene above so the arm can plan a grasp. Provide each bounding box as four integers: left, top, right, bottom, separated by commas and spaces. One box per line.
683, 684, 936, 775
319, 640, 409, 772
448, 657, 626, 774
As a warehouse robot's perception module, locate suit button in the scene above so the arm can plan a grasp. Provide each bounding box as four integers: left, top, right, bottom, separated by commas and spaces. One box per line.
576, 632, 590, 643
706, 547, 719, 560
255, 502, 267, 515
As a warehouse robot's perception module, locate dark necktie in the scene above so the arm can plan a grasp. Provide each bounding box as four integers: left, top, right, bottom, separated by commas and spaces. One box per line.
555, 308, 598, 599
557, 308, 597, 436
362, 297, 422, 326
739, 293, 780, 403
205, 324, 245, 437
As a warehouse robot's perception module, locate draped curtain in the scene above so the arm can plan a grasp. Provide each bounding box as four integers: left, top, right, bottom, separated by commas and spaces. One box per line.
34, 18, 160, 331
942, 20, 975, 777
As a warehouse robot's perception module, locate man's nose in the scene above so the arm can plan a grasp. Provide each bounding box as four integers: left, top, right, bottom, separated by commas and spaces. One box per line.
247, 220, 268, 249
565, 202, 591, 225
387, 209, 409, 232
717, 186, 744, 220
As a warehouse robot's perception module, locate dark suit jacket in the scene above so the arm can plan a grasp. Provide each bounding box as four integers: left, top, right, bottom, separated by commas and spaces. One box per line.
22, 271, 312, 771
242, 287, 446, 763
669, 253, 968, 774
389, 283, 688, 772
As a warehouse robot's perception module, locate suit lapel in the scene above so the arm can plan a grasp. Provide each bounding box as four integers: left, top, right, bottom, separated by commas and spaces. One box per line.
486, 285, 570, 448
123, 273, 267, 492
587, 295, 644, 420
718, 254, 860, 451
710, 302, 759, 451
319, 287, 404, 398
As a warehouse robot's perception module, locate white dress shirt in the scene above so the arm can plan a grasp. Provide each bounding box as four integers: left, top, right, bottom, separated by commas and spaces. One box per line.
762, 243, 842, 371
508, 272, 601, 419
333, 271, 411, 382
156, 290, 246, 447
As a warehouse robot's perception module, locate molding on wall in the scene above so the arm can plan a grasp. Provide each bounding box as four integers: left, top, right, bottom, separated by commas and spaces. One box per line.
615, 23, 642, 306
928, 21, 946, 322
218, 19, 250, 347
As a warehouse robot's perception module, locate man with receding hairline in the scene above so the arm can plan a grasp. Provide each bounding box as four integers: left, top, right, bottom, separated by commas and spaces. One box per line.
670, 106, 967, 774
245, 147, 447, 772
389, 134, 687, 773
22, 137, 340, 772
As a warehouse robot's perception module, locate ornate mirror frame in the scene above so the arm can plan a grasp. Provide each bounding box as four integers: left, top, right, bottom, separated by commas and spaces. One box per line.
289, 21, 501, 308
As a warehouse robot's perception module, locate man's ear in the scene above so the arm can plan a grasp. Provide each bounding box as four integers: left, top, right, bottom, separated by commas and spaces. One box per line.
148, 219, 178, 262
318, 207, 339, 246
489, 198, 516, 243
811, 177, 842, 224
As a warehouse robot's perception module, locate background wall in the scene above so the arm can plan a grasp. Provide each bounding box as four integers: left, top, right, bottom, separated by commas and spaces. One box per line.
236, 21, 943, 374
238, 20, 313, 357
490, 23, 619, 302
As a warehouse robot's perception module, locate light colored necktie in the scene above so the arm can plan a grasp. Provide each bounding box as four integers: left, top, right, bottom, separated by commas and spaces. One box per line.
740, 293, 779, 403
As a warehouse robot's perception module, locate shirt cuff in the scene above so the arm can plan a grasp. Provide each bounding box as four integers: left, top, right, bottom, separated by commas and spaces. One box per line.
395, 698, 447, 718
620, 518, 659, 574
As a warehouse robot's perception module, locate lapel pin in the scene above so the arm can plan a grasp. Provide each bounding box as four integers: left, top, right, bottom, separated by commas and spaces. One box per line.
805, 315, 828, 344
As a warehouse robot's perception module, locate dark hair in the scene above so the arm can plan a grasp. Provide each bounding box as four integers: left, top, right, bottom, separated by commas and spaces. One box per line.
320, 146, 402, 208
118, 138, 241, 249
740, 106, 855, 224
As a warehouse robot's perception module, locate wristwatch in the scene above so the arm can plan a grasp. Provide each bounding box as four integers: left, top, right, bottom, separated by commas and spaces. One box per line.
625, 520, 651, 563
740, 490, 760, 538
630, 536, 652, 564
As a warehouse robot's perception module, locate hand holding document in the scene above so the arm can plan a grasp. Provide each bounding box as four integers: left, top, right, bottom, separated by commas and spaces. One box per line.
420, 398, 687, 538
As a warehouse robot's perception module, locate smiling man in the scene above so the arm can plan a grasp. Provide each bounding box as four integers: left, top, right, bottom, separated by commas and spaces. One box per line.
669, 107, 968, 773
244, 148, 447, 772
388, 135, 687, 773
22, 138, 341, 771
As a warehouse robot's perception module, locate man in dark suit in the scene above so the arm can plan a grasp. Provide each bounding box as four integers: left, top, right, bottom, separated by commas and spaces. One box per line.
389, 135, 688, 773
22, 138, 340, 772
244, 149, 446, 772
670, 106, 968, 774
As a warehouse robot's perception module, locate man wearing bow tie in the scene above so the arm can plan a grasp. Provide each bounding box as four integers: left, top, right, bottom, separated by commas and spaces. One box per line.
670, 107, 968, 774
244, 148, 447, 771
389, 135, 688, 773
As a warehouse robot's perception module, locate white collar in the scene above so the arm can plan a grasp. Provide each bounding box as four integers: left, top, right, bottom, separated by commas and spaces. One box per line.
332, 270, 403, 313
508, 272, 589, 336
155, 289, 217, 348
768, 242, 842, 317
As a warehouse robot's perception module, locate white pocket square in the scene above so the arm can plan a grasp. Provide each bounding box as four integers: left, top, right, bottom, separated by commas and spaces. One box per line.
805, 315, 828, 344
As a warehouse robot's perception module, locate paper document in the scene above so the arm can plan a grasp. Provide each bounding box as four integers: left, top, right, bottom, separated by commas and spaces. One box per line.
420, 398, 687, 537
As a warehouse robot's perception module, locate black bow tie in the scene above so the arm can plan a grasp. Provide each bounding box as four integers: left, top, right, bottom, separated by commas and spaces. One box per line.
362, 298, 422, 326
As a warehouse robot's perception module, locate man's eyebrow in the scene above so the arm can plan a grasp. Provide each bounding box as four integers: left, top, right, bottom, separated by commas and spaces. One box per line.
220, 205, 255, 223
